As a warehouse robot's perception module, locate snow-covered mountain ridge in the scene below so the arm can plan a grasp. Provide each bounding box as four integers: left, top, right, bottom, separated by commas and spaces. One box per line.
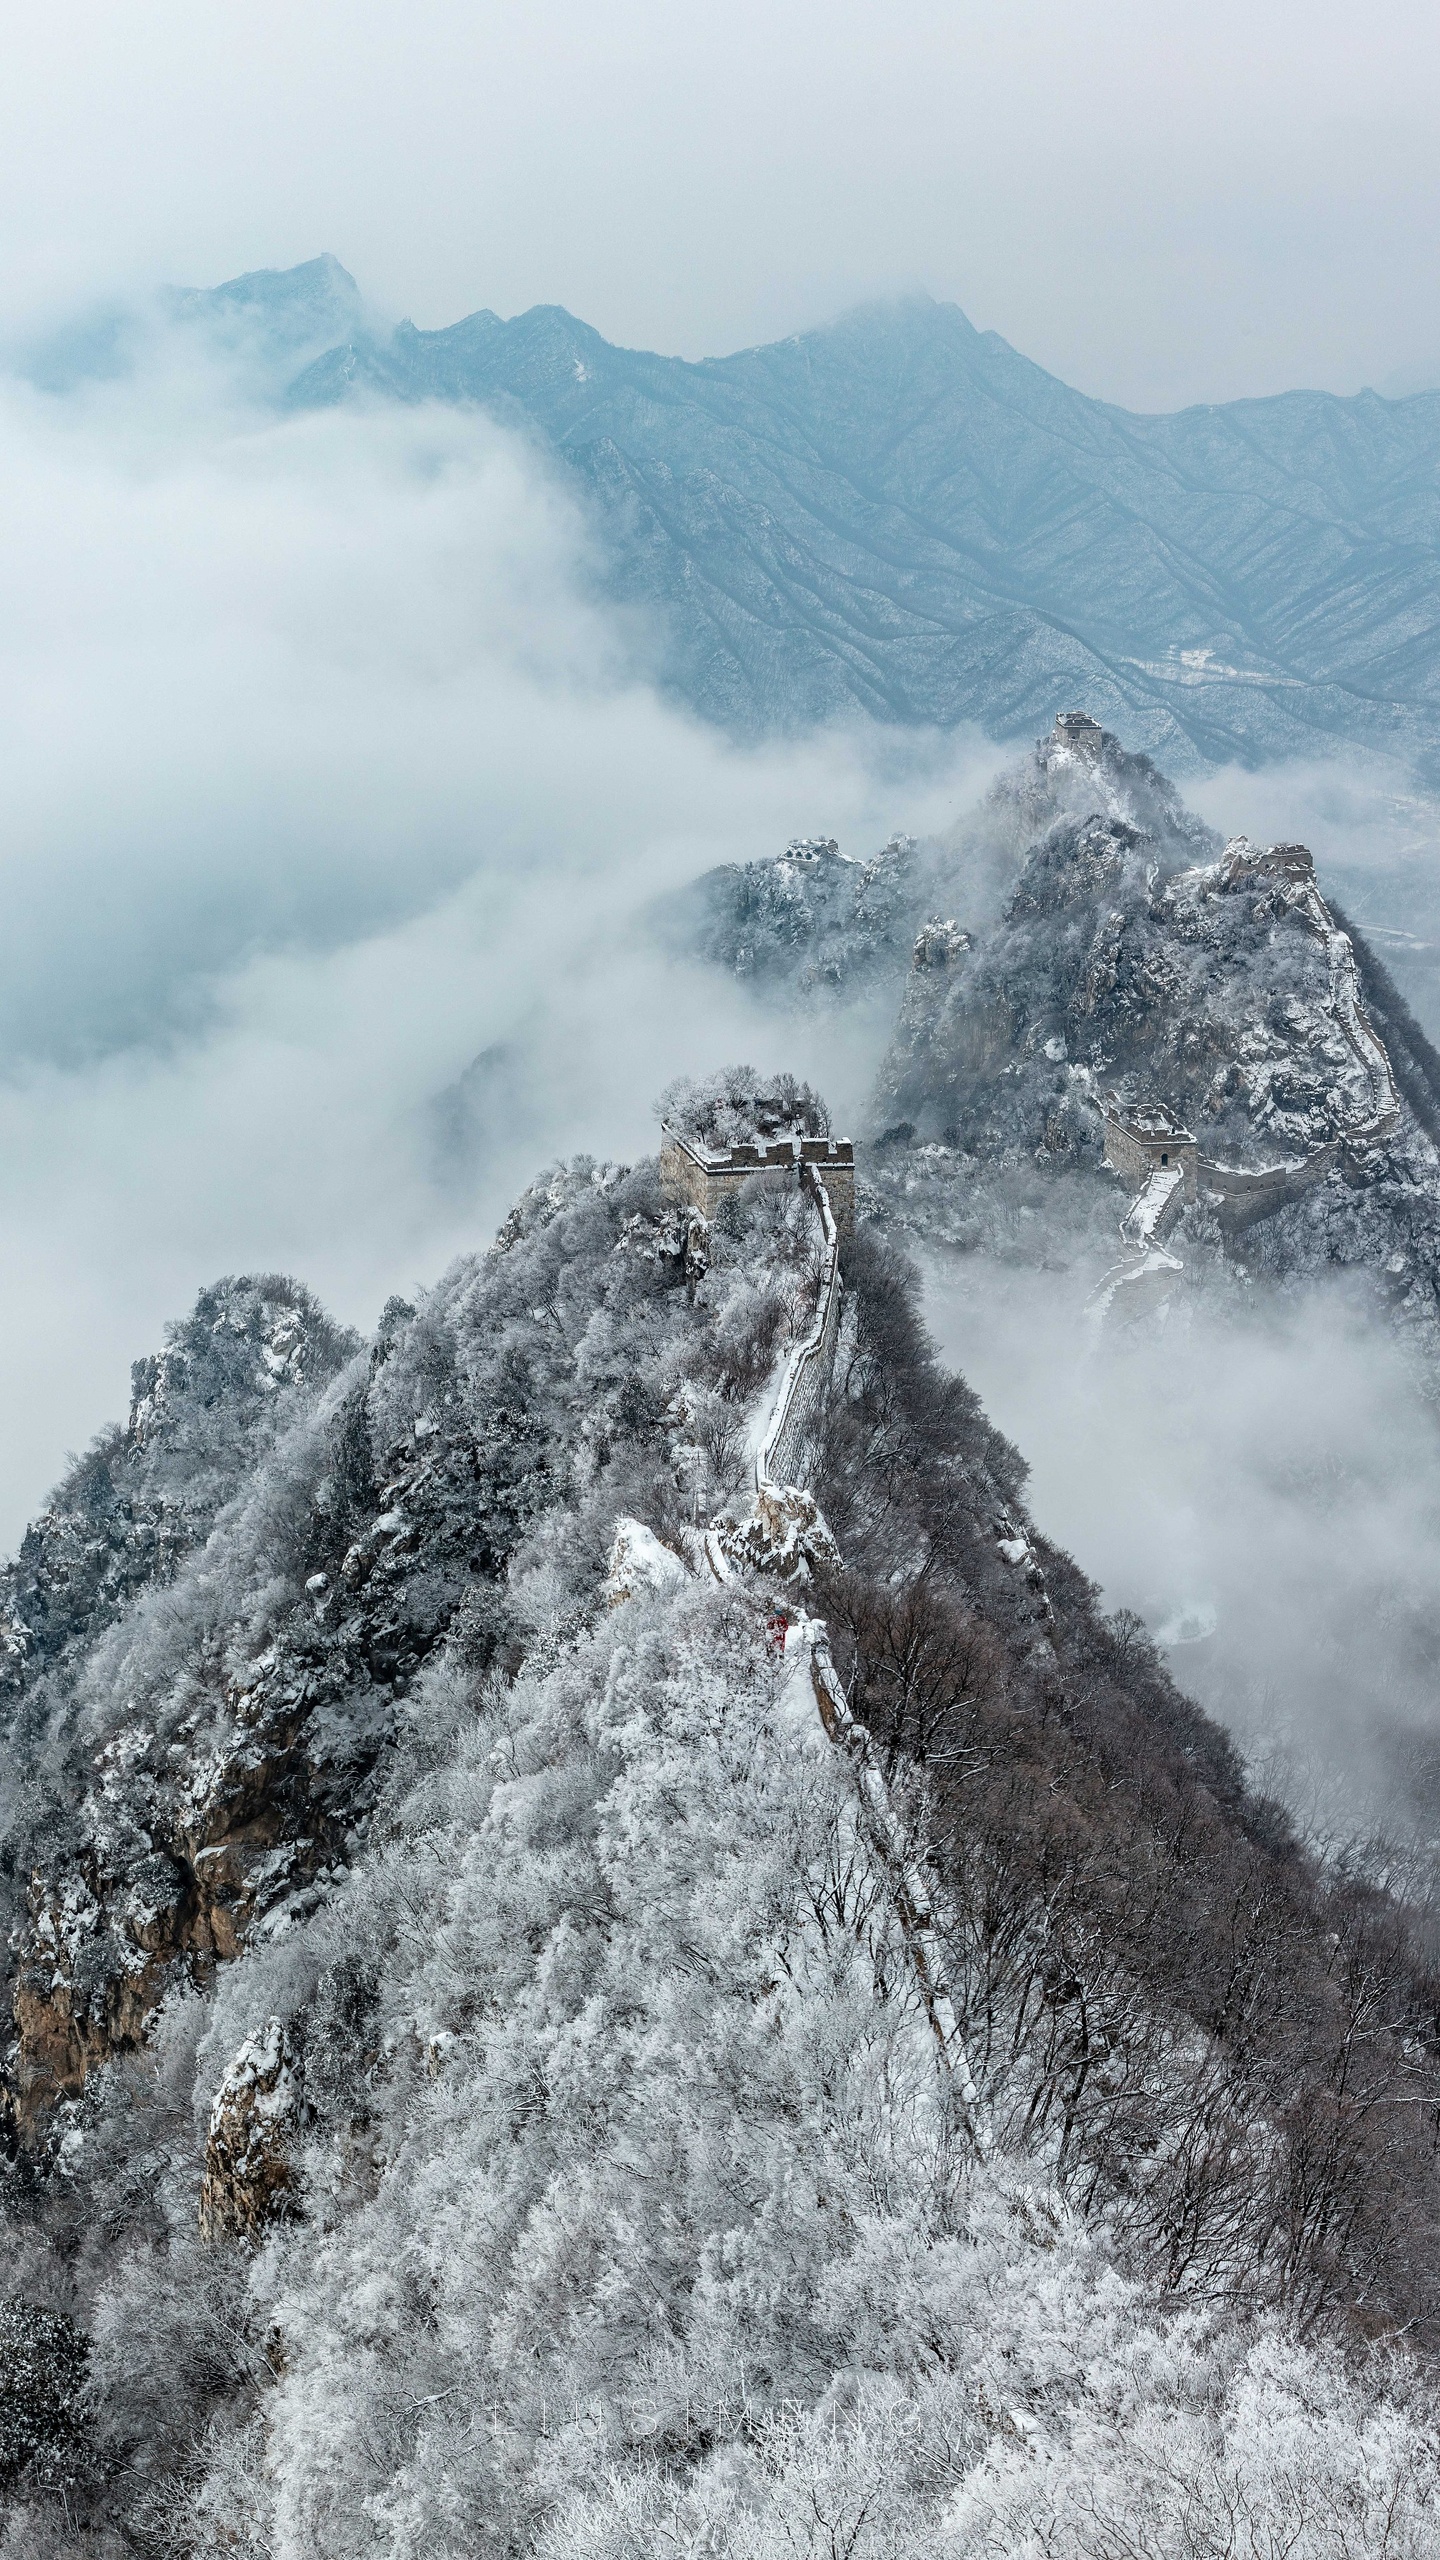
0, 1083, 1438, 2543
889, 731, 1440, 1359
268, 262, 1440, 772
656, 831, 931, 1012
678, 714, 1440, 1376
32, 257, 1440, 773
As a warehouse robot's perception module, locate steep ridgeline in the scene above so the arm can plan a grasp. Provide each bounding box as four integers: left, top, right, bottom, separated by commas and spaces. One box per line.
276, 279, 1440, 775
0, 1278, 359, 1720
678, 713, 1222, 1016
14, 253, 364, 398
777, 716, 1439, 1358
1, 1106, 1439, 2545
0, 1279, 365, 2124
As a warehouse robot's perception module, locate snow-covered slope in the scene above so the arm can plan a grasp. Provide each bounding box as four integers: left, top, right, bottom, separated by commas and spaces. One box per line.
0, 1276, 359, 1721
148, 1585, 1435, 2557
655, 830, 933, 1010
27, 260, 1440, 769
1, 1104, 1439, 2544
661, 713, 1440, 1374
668, 717, 1220, 1020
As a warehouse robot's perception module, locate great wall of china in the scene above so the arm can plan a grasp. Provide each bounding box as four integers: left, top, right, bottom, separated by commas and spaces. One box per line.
642, 904, 1404, 2100
660, 1120, 856, 1234
648, 1123, 991, 2140
1093, 843, 1403, 1320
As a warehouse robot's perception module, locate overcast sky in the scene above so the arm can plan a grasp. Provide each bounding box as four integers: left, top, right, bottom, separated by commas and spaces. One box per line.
1, 0, 1437, 406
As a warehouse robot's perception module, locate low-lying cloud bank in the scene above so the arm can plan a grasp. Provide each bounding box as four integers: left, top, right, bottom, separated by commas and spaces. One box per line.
926, 1248, 1440, 1841
0, 335, 996, 1545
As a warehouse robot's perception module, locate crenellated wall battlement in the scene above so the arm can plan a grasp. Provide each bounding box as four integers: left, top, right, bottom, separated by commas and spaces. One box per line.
661, 1124, 856, 1234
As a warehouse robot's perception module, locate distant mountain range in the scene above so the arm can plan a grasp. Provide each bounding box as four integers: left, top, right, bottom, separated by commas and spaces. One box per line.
24, 255, 1440, 774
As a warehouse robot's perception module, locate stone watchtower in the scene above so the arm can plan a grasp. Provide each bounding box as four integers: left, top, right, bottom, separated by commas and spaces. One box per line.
1101, 1097, 1198, 1202
660, 1124, 856, 1236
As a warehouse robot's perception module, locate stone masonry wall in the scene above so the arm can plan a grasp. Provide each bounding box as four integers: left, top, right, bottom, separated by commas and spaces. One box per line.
661, 1129, 856, 1235
1103, 1118, 1197, 1202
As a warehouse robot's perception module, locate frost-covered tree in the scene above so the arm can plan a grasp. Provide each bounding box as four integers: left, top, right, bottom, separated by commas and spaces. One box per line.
0, 1128, 1437, 2552
657, 1066, 830, 1149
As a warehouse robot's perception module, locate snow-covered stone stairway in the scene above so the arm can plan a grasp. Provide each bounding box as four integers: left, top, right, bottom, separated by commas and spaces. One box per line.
1089, 1159, 1186, 1328
686, 1165, 989, 2135
1122, 1160, 1184, 1248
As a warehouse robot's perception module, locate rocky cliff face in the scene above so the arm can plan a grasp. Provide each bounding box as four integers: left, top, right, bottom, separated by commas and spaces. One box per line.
867, 721, 1440, 1373
0, 1276, 358, 1719
0, 1278, 369, 2127
197, 2016, 299, 2242
880, 810, 1400, 1176
668, 715, 1440, 1372
0, 1260, 523, 2131
668, 715, 1221, 1019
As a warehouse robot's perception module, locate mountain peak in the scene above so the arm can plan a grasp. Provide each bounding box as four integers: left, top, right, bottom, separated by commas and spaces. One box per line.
168, 252, 365, 353
268, 282, 1440, 771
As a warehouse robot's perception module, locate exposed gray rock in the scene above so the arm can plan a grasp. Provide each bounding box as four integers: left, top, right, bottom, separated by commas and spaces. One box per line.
198, 2018, 299, 2243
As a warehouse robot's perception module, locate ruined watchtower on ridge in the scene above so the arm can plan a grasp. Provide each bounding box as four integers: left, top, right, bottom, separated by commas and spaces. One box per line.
659, 1072, 855, 1236
661, 1126, 856, 1235
1101, 1096, 1198, 1203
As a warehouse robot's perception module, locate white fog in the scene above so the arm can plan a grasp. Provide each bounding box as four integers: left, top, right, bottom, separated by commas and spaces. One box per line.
0, 341, 995, 1543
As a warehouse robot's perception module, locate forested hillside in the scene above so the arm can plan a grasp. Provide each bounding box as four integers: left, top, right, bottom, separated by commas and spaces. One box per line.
0, 1092, 1437, 2549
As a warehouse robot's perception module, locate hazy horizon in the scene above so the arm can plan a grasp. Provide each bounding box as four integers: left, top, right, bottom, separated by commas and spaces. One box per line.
2, 1, 1438, 412
54, 252, 1440, 415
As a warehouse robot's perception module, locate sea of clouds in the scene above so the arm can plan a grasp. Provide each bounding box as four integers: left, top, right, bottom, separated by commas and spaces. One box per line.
8, 299, 1440, 1852
925, 1234, 1440, 1844
0, 322, 996, 1543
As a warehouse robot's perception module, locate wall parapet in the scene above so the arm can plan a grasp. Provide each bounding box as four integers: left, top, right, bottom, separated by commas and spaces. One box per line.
661, 1123, 856, 1235
758, 1165, 844, 1497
